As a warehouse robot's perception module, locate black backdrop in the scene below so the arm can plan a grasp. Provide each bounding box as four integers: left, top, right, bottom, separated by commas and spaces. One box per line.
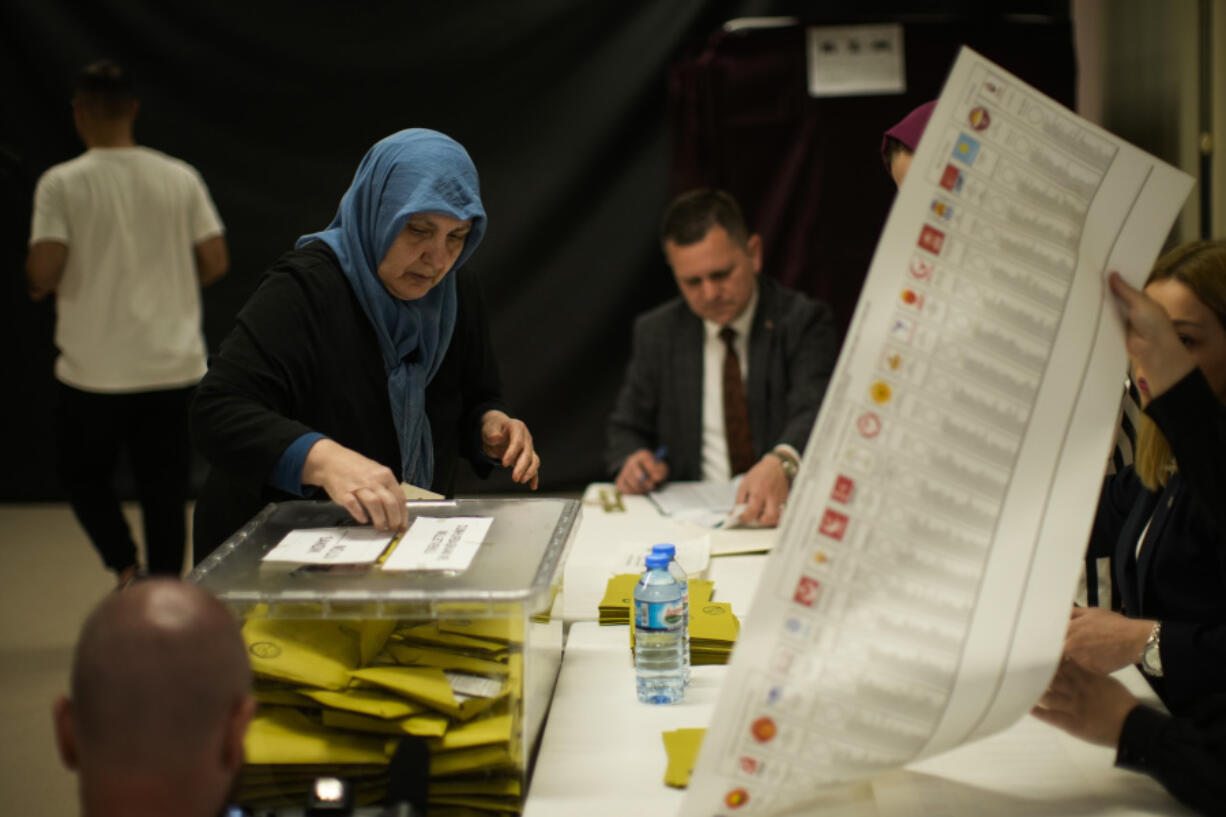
0, 1, 1073, 500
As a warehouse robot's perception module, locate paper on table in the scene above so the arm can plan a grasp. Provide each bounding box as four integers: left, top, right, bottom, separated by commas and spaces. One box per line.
382, 516, 492, 572
262, 527, 396, 565
682, 47, 1193, 816
612, 536, 711, 578
648, 479, 741, 525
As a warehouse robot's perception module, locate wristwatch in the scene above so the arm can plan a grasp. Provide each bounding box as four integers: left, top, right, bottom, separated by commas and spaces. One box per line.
768, 448, 799, 482
1140, 621, 1163, 677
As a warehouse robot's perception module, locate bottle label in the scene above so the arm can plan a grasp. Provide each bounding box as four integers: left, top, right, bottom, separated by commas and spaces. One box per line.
636, 599, 684, 632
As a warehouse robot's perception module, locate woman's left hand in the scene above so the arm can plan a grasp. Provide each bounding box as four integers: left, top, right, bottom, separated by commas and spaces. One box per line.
481, 410, 540, 490
1063, 606, 1154, 674
1031, 658, 1139, 748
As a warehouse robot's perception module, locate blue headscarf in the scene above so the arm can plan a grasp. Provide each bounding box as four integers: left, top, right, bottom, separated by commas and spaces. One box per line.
297, 129, 486, 488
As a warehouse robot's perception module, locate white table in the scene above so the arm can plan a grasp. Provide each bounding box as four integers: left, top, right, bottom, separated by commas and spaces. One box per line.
525, 623, 1194, 817
562, 484, 775, 623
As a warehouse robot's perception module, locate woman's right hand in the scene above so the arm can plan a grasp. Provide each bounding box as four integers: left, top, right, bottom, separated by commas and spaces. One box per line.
301, 438, 408, 532
1108, 271, 1196, 400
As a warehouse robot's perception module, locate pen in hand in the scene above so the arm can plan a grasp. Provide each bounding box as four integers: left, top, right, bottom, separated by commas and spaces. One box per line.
638, 445, 669, 484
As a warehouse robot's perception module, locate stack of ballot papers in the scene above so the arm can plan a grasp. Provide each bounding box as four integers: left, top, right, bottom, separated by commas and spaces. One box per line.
236, 610, 526, 815
600, 575, 740, 664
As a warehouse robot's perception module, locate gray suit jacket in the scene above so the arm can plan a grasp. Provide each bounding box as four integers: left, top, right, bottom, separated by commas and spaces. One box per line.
605, 276, 837, 479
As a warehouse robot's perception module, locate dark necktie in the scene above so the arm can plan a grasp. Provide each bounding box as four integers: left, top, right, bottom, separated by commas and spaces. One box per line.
720, 327, 755, 475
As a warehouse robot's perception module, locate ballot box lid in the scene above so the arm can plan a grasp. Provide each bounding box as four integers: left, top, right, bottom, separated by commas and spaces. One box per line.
187, 498, 579, 619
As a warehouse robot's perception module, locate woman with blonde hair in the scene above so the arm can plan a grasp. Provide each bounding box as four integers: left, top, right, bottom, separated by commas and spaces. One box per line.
1060, 240, 1226, 717
1034, 241, 1226, 816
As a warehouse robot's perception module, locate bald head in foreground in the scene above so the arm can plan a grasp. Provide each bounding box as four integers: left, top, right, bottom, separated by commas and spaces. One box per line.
54, 580, 255, 817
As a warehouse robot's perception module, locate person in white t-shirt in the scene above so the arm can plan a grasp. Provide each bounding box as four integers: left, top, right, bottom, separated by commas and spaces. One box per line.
26, 59, 229, 586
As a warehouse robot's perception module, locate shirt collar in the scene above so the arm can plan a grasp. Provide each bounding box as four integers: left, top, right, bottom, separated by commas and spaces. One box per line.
703, 281, 760, 342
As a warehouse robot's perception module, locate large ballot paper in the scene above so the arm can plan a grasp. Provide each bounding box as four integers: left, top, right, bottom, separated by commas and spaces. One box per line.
682, 48, 1193, 816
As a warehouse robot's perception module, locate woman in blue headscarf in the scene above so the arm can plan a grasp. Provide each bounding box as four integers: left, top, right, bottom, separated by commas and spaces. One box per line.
191, 129, 539, 557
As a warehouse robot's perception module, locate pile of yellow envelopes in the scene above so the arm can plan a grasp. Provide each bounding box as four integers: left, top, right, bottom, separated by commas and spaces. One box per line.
599, 574, 740, 664
236, 608, 525, 815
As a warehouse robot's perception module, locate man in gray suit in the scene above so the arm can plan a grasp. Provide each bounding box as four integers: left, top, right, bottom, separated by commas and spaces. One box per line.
606, 189, 838, 526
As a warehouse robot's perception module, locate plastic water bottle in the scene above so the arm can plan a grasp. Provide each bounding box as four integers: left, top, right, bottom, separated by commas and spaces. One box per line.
651, 543, 690, 685
634, 553, 686, 704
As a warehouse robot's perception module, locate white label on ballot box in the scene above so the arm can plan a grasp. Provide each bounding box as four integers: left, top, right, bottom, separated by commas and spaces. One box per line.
262, 527, 396, 565
382, 516, 492, 572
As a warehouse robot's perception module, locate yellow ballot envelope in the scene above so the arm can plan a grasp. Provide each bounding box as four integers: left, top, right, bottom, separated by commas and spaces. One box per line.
241, 617, 361, 690
663, 727, 706, 787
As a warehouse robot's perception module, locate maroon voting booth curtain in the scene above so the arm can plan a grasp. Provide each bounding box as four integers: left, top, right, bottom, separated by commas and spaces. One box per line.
667, 19, 1076, 339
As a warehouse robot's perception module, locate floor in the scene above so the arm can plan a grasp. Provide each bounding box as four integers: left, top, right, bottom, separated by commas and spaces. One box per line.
0, 502, 155, 815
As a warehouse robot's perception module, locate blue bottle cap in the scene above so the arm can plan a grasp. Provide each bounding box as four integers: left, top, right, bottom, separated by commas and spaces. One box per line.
644, 554, 670, 569
651, 543, 677, 557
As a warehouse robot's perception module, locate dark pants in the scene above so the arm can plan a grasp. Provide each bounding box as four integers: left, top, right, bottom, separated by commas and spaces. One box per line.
55, 382, 193, 575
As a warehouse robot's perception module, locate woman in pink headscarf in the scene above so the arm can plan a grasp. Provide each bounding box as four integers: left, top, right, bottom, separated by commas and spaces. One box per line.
881, 100, 936, 186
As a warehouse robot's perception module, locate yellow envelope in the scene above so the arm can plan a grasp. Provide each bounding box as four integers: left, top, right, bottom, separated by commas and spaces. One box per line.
429, 744, 516, 777
297, 687, 424, 719
430, 807, 518, 817
242, 617, 361, 690
356, 618, 398, 666
688, 579, 715, 604
393, 622, 507, 653
430, 795, 522, 811
350, 666, 504, 720
598, 574, 639, 615
431, 777, 521, 797
429, 712, 513, 751
689, 601, 739, 642
662, 727, 706, 787
382, 643, 510, 677
321, 708, 449, 737
244, 706, 392, 765
438, 616, 524, 645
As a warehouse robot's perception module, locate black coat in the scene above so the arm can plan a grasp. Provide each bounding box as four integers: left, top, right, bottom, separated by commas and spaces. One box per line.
1118, 695, 1226, 817
1091, 370, 1226, 715
191, 241, 506, 558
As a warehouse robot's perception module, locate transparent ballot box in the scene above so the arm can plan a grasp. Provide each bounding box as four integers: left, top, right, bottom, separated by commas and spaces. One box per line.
188, 498, 580, 813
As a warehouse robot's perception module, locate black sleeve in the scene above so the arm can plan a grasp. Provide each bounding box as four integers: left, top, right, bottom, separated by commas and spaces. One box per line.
1117, 698, 1226, 816
191, 257, 327, 483
1147, 369, 1226, 537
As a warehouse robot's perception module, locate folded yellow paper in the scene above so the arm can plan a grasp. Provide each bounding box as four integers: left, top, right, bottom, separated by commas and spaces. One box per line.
601, 576, 716, 625
244, 706, 392, 766
350, 665, 505, 720
430, 743, 516, 777
382, 643, 510, 677
394, 622, 508, 653
357, 618, 398, 666
438, 617, 524, 645
430, 712, 513, 751
297, 686, 424, 719
242, 617, 361, 690
662, 727, 706, 788
321, 708, 449, 737
689, 600, 739, 642
430, 777, 521, 797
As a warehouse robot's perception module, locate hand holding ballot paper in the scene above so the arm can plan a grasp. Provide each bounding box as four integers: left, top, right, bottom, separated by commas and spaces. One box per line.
680, 48, 1195, 816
